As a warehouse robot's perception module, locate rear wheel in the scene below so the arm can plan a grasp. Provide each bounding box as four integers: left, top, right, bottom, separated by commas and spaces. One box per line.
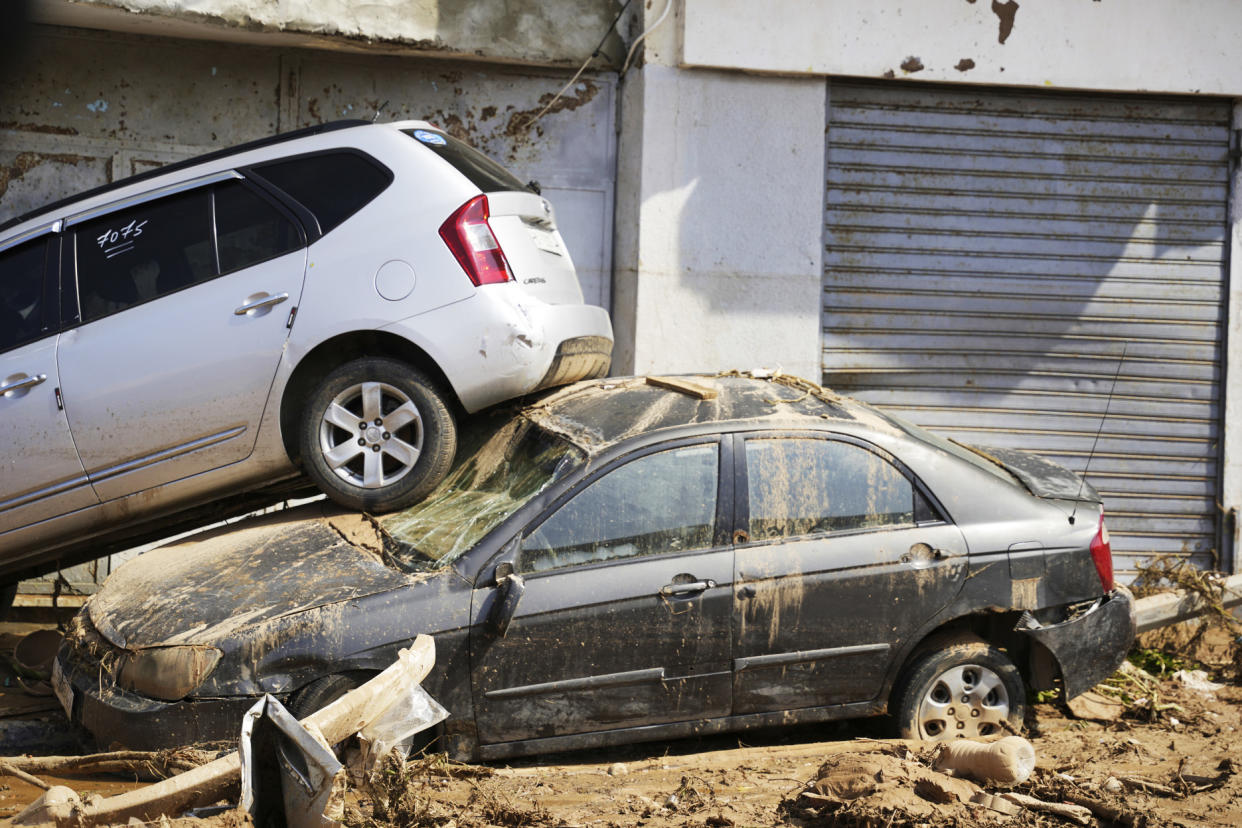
892, 640, 1025, 740
299, 358, 456, 513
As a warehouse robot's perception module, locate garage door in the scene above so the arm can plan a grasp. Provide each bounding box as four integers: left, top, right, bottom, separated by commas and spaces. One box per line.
822, 81, 1231, 574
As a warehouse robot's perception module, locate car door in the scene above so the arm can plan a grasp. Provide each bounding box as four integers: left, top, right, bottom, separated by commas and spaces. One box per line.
55, 175, 308, 502
0, 235, 98, 538
470, 440, 734, 746
731, 433, 968, 715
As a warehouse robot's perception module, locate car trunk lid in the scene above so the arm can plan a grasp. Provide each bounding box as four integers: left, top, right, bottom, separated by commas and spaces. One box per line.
963, 443, 1102, 503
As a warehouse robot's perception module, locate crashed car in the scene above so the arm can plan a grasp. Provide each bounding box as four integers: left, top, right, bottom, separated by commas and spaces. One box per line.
0, 118, 611, 605
53, 373, 1134, 759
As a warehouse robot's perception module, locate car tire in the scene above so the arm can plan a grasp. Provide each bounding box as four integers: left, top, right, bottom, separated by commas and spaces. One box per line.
892, 640, 1025, 740
299, 358, 456, 513
287, 673, 363, 720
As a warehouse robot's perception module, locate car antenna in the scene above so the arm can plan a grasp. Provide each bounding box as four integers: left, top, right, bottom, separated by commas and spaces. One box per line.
372, 100, 390, 122
1070, 342, 1127, 525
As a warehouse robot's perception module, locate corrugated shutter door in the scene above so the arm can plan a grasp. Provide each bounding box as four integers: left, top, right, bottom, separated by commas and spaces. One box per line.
822, 81, 1231, 573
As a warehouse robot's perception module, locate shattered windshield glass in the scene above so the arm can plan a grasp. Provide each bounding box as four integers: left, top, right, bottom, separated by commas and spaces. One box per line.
380, 416, 585, 567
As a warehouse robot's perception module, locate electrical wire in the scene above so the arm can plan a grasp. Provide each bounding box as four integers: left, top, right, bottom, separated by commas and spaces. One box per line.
621, 0, 674, 75
526, 0, 633, 130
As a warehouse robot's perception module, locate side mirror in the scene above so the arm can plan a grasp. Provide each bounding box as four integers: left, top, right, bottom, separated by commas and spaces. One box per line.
485, 563, 525, 638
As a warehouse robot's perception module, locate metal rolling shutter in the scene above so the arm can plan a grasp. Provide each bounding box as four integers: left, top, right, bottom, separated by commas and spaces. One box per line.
822, 81, 1231, 573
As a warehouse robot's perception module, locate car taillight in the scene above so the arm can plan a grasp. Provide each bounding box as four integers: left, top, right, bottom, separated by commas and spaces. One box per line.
438, 194, 512, 286
1090, 514, 1114, 592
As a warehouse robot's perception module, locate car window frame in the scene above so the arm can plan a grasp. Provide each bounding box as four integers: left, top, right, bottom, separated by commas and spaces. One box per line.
0, 231, 59, 355
485, 435, 736, 583
60, 174, 308, 329
731, 430, 950, 547
242, 147, 394, 241
212, 179, 308, 278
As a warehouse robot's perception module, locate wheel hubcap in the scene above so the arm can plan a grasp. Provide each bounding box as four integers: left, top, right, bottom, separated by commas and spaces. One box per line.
318, 381, 423, 489
916, 664, 1010, 739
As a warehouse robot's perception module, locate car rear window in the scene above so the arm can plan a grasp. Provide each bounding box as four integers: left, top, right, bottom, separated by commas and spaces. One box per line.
250, 150, 392, 235
402, 128, 528, 194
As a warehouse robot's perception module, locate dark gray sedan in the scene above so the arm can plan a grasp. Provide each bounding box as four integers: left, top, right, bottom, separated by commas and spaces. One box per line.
54, 373, 1133, 759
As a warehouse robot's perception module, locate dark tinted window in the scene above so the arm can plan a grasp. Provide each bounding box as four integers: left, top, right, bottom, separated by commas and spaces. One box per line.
215, 182, 301, 273
75, 190, 215, 323
403, 129, 527, 193
251, 151, 391, 234
0, 239, 47, 351
746, 438, 915, 539
520, 444, 718, 574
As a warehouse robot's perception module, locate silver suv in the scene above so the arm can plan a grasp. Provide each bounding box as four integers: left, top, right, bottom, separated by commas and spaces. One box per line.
0, 120, 612, 595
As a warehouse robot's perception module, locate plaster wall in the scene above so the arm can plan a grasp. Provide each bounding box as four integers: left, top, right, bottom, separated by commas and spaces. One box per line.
681, 0, 1242, 97
613, 64, 825, 379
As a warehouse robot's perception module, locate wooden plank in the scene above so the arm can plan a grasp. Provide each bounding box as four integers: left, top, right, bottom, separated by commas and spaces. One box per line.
645, 376, 718, 400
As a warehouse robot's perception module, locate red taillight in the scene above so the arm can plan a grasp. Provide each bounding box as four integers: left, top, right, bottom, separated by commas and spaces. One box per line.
438, 195, 512, 286
1090, 514, 1114, 592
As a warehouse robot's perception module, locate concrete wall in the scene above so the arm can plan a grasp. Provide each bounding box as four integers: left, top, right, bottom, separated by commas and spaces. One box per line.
31, 0, 629, 66
612, 66, 825, 378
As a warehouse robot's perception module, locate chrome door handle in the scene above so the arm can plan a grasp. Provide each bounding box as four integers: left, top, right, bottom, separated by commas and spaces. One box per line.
0, 374, 47, 395
660, 579, 717, 597
234, 292, 289, 315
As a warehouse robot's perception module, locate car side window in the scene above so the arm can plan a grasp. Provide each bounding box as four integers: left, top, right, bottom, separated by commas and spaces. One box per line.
215, 181, 301, 274
75, 189, 215, 323
745, 438, 920, 540
250, 151, 391, 235
519, 444, 719, 574
0, 239, 47, 352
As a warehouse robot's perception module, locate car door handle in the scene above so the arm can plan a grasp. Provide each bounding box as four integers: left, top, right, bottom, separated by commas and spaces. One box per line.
0, 373, 47, 395
659, 579, 717, 597
234, 292, 289, 315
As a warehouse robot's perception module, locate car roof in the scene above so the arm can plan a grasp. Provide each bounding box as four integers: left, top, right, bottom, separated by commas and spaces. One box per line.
520, 373, 904, 454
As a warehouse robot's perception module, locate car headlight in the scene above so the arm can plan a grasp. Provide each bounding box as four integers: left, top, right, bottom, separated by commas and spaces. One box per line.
117, 646, 222, 701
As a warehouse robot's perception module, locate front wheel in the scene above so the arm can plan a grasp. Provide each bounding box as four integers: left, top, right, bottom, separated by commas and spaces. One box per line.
299, 358, 456, 513
892, 640, 1025, 740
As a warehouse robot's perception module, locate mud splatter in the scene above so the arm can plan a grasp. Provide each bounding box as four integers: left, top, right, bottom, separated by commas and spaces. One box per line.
504, 80, 600, 139
955, 58, 976, 72
0, 151, 89, 202
992, 0, 1019, 44
900, 56, 925, 73
0, 122, 79, 136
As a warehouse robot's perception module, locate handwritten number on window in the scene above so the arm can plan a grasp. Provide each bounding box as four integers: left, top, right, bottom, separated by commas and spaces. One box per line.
96, 219, 148, 250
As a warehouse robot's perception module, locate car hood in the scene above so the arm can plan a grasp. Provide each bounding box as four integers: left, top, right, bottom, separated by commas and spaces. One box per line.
971, 444, 1102, 504
88, 503, 428, 649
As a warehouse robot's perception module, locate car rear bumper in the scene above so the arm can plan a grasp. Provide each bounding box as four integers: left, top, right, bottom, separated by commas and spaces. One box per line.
55, 651, 256, 750
1016, 586, 1135, 699
383, 287, 613, 413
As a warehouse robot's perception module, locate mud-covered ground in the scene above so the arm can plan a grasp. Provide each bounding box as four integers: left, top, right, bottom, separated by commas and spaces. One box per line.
1, 623, 1240, 827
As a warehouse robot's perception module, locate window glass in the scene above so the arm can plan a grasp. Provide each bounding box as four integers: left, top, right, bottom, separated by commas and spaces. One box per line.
520, 444, 718, 574
382, 418, 585, 568
402, 129, 528, 194
746, 438, 914, 539
0, 239, 46, 351
75, 189, 214, 322
251, 152, 390, 235
215, 182, 301, 273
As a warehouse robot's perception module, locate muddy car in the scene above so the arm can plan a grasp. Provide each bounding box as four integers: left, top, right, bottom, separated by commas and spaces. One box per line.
53, 373, 1134, 759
